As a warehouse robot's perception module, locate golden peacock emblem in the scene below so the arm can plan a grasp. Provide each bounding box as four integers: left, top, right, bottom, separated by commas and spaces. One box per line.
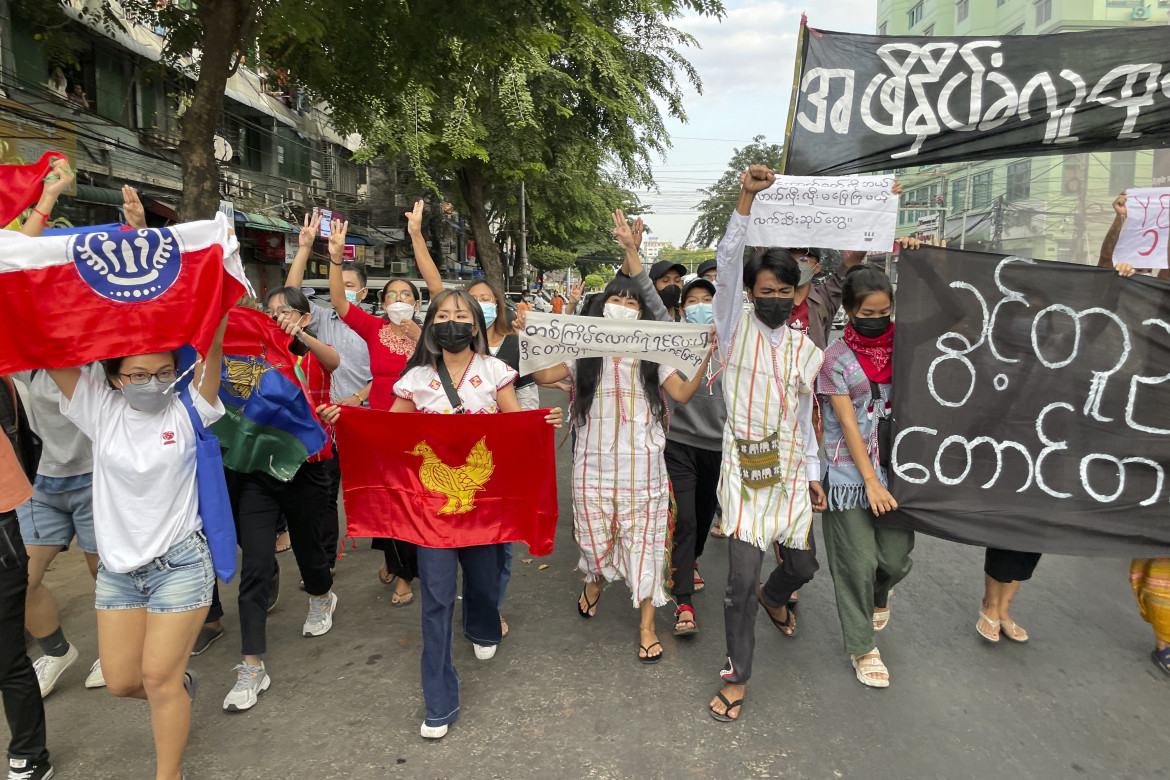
221, 350, 277, 401
410, 437, 495, 515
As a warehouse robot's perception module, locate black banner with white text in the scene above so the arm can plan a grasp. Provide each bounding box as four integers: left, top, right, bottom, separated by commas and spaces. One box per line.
885, 247, 1170, 557
783, 26, 1170, 176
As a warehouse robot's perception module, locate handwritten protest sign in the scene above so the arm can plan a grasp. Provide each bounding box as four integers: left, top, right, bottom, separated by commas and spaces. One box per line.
743, 174, 898, 251
783, 26, 1170, 176
1114, 188, 1170, 269
520, 313, 713, 377
884, 247, 1170, 557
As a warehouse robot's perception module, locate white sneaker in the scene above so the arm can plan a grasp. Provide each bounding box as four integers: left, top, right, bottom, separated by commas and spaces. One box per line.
420, 722, 448, 739
222, 662, 271, 712
303, 591, 338, 637
84, 658, 106, 689
32, 643, 78, 697
473, 643, 497, 660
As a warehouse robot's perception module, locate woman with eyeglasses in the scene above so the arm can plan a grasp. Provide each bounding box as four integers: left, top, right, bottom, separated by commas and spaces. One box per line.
45, 313, 228, 780
326, 219, 422, 605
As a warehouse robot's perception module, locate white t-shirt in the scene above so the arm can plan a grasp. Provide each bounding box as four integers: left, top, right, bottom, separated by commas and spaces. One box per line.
62, 371, 225, 573
393, 354, 517, 414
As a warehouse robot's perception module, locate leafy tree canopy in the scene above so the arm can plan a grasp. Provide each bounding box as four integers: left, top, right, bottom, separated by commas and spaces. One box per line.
685, 134, 784, 249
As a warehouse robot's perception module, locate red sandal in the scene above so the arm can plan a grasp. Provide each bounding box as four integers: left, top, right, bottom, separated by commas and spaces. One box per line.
673, 604, 699, 636
693, 563, 705, 592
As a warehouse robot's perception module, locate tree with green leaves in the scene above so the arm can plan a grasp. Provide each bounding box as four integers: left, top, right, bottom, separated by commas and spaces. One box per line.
656, 246, 715, 274
315, 0, 723, 290
685, 135, 784, 248
528, 245, 577, 273
583, 274, 605, 290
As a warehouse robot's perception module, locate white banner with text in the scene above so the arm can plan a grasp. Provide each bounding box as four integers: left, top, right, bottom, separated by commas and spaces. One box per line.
520, 313, 713, 376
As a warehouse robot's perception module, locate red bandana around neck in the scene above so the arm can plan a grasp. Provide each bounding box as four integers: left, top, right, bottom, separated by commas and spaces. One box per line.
843, 322, 894, 384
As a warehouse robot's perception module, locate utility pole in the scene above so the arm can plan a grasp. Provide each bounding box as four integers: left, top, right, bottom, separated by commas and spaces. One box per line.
959, 162, 973, 250
519, 181, 528, 292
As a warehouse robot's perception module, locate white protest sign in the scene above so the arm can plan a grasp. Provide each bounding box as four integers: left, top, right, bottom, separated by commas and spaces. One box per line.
744, 174, 898, 251
1114, 188, 1170, 269
520, 313, 712, 377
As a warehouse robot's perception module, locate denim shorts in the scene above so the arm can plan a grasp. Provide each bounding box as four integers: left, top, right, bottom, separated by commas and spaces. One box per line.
16, 478, 98, 554
95, 531, 215, 614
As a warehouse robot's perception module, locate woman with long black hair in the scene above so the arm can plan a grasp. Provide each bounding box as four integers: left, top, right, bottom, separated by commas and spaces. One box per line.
530, 275, 713, 664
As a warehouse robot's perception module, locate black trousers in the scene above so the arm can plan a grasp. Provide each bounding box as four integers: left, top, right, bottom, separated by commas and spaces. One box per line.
373, 538, 419, 581
322, 446, 341, 564
984, 548, 1042, 584
230, 462, 335, 655
0, 511, 48, 764
664, 440, 722, 606
721, 537, 817, 685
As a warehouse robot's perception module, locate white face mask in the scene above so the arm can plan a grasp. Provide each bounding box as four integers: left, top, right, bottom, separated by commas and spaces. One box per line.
603, 303, 640, 321
385, 301, 415, 325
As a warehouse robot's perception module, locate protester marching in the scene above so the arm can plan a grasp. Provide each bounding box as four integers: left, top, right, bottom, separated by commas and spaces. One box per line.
3, 11, 1170, 780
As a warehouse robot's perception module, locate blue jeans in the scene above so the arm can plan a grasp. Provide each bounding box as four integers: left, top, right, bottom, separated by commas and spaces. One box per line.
497, 543, 513, 610
95, 532, 214, 614
417, 544, 505, 727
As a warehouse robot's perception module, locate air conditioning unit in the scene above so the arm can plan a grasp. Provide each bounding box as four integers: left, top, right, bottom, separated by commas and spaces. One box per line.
221, 172, 240, 197
311, 178, 327, 197
1132, 5, 1151, 19
357, 184, 370, 198
286, 188, 297, 202
390, 261, 409, 274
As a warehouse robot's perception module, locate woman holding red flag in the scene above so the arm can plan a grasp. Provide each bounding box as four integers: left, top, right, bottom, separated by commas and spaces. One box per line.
326, 219, 422, 606
319, 288, 560, 740
816, 264, 913, 689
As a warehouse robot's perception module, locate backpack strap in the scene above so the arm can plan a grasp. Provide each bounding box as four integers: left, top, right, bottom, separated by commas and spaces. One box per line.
435, 361, 465, 413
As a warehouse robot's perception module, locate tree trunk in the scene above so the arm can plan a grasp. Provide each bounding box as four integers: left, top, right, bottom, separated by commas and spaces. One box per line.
455, 163, 505, 290
179, 0, 249, 220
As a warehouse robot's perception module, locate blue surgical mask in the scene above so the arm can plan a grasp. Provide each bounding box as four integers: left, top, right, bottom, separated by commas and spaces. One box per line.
684, 303, 714, 325
345, 290, 359, 305
480, 301, 498, 327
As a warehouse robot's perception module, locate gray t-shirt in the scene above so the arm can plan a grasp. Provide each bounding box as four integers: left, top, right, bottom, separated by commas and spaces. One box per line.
308, 302, 373, 402
13, 364, 105, 478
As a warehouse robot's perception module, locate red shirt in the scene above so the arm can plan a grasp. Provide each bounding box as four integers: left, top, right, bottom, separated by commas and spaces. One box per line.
294, 353, 334, 462
340, 305, 416, 410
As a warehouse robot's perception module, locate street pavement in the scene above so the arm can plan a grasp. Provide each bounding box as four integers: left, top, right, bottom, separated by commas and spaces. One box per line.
6, 386, 1169, 780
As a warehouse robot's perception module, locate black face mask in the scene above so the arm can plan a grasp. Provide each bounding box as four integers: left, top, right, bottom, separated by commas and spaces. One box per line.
852, 315, 892, 338
658, 284, 682, 310
753, 296, 794, 329
433, 321, 475, 353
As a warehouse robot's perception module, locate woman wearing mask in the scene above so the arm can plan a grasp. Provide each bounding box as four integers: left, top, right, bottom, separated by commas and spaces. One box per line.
615, 211, 725, 636
817, 264, 912, 689
529, 276, 714, 663
326, 220, 421, 606
319, 289, 561, 739
47, 313, 228, 780
405, 200, 538, 635
215, 289, 341, 713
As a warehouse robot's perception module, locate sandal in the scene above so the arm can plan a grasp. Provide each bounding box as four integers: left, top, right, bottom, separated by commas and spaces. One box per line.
638, 641, 663, 664
275, 530, 291, 554
577, 582, 600, 619
976, 611, 1000, 642
1152, 646, 1170, 675
872, 606, 891, 632
1000, 618, 1028, 643
693, 563, 704, 592
500, 615, 509, 638
850, 650, 890, 688
709, 691, 744, 723
759, 585, 795, 637
674, 605, 699, 637
391, 587, 414, 607
379, 565, 396, 585
709, 526, 727, 538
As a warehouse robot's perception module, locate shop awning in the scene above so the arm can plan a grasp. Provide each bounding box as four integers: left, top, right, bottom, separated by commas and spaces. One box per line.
145, 198, 179, 222
234, 211, 299, 233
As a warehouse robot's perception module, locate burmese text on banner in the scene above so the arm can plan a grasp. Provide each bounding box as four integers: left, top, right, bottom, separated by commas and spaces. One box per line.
0, 213, 247, 373
743, 174, 898, 250
520, 313, 712, 376
336, 408, 559, 554
885, 246, 1170, 557
783, 25, 1170, 176
1114, 188, 1170, 269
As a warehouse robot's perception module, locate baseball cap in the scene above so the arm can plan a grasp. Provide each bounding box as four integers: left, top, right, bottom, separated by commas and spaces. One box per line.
649, 259, 687, 282
696, 258, 717, 278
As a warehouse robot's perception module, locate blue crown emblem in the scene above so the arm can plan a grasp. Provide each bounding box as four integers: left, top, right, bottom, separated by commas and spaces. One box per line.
71, 228, 181, 302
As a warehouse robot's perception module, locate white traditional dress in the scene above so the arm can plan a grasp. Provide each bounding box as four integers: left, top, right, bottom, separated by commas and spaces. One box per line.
568, 357, 676, 607
718, 313, 822, 549
713, 209, 824, 553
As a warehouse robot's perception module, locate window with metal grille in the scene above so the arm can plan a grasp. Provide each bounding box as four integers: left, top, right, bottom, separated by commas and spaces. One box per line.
1007, 161, 1031, 201
907, 1, 924, 26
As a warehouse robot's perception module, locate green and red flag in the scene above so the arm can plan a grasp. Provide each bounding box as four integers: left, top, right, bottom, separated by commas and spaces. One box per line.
335, 407, 559, 553
211, 307, 326, 481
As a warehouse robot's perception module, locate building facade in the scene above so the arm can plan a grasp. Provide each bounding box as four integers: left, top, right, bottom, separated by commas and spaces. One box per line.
876, 0, 1170, 263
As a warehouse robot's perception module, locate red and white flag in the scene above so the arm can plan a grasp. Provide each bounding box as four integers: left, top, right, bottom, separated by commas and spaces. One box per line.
0, 213, 249, 373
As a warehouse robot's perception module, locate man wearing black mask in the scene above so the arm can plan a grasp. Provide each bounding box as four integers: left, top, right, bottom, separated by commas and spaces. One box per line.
648, 260, 687, 322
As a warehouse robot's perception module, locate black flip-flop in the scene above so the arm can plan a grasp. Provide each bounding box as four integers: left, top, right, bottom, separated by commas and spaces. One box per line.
1153, 646, 1170, 675
759, 587, 796, 636
639, 641, 663, 664
577, 583, 599, 619
709, 691, 743, 723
